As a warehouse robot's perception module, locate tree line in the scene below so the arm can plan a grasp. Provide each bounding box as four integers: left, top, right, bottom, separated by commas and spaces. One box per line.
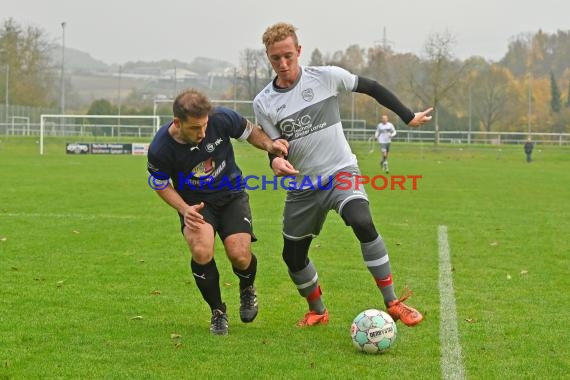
1, 17, 569, 135
234, 29, 570, 136
0, 18, 57, 108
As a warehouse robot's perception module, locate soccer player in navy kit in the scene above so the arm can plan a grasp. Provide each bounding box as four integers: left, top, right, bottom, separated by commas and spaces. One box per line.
254, 23, 432, 328
147, 89, 289, 335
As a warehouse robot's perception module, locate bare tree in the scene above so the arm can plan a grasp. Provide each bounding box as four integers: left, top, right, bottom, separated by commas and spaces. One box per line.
258, 49, 274, 84
309, 48, 324, 66
238, 48, 271, 99
340, 44, 366, 74
410, 30, 467, 144
471, 65, 517, 132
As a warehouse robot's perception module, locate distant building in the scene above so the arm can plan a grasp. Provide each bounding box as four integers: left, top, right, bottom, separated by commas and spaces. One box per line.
161, 68, 200, 81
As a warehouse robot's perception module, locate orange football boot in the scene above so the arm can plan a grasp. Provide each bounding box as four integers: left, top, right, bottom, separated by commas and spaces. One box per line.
297, 309, 329, 327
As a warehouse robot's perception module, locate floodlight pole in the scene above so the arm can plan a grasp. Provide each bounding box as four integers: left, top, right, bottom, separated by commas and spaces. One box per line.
233, 68, 237, 110
118, 65, 122, 116
60, 22, 66, 115
527, 74, 532, 136
0, 48, 8, 122
468, 84, 472, 145
173, 66, 177, 97
4, 63, 8, 122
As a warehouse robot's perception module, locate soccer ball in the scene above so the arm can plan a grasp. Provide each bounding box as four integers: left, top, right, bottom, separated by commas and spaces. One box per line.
350, 309, 397, 354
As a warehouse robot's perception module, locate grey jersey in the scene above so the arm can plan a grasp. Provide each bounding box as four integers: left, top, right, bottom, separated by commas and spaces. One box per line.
254, 66, 358, 186
375, 122, 396, 144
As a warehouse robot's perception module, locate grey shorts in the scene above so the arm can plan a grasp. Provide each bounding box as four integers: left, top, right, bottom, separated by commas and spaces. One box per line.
380, 143, 391, 153
282, 167, 369, 240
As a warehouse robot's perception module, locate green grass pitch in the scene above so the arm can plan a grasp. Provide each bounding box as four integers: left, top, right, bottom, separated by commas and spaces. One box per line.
1, 137, 568, 378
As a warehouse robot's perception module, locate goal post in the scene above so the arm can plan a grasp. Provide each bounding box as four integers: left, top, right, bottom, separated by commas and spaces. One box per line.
210, 100, 256, 123
39, 114, 160, 155
10, 116, 31, 135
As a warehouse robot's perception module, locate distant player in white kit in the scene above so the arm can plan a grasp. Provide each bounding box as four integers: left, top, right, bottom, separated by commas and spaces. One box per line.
375, 114, 396, 173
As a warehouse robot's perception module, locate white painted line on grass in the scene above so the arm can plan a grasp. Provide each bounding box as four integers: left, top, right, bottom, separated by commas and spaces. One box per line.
438, 225, 466, 380
0, 212, 138, 220
0, 213, 279, 222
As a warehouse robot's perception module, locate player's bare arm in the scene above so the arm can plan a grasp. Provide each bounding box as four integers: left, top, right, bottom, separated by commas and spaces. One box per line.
246, 120, 289, 157
182, 202, 206, 231
155, 185, 205, 229
271, 156, 299, 177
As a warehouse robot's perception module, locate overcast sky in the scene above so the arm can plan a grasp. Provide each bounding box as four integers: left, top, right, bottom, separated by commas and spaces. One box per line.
3, 0, 569, 66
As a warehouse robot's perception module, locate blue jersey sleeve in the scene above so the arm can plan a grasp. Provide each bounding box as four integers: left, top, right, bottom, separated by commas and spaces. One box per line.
213, 107, 248, 140
147, 126, 175, 180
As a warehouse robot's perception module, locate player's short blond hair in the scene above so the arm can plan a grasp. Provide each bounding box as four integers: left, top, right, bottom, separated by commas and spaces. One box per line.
262, 22, 299, 49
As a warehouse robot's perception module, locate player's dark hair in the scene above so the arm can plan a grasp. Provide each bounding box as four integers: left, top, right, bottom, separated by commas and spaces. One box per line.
173, 89, 213, 121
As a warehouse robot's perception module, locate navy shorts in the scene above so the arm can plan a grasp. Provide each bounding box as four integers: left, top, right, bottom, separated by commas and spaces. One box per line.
179, 191, 257, 242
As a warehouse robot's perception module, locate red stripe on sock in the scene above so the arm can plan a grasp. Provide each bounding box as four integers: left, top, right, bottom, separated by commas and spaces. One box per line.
306, 285, 322, 301
375, 274, 393, 288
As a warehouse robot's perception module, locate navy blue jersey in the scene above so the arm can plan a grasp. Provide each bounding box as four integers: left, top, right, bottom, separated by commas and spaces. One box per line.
147, 107, 249, 202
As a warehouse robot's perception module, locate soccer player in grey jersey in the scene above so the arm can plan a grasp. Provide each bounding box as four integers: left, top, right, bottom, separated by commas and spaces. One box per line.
375, 114, 397, 173
254, 22, 432, 327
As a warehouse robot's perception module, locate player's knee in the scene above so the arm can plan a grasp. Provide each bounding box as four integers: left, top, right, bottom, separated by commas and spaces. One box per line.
223, 233, 252, 266
342, 199, 371, 225
190, 248, 214, 265
282, 237, 311, 272
226, 244, 252, 269
349, 216, 377, 242
229, 251, 251, 270
282, 250, 309, 272
350, 214, 373, 231
341, 199, 378, 243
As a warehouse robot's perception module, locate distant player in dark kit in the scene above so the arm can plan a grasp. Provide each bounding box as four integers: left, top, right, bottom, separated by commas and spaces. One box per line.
524, 138, 534, 163
254, 22, 432, 328
147, 89, 289, 335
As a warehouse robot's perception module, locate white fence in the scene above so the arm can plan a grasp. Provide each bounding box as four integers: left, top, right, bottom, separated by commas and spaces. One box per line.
345, 128, 570, 146
3, 117, 570, 147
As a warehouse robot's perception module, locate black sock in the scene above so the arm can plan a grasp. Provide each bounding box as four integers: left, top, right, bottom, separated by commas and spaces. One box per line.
232, 254, 257, 290
190, 258, 223, 311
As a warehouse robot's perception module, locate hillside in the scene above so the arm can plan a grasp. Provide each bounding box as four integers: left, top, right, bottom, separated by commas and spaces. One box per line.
48, 46, 236, 108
